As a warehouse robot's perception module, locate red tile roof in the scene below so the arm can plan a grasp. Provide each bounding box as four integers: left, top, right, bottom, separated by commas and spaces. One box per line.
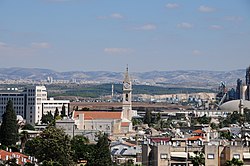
188, 136, 203, 141
151, 137, 171, 143
192, 129, 205, 134
0, 150, 31, 165
74, 111, 122, 120
121, 122, 130, 127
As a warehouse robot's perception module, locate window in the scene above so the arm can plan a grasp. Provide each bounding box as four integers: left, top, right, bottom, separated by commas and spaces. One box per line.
233, 154, 240, 159
125, 94, 128, 101
207, 154, 215, 159
160, 154, 168, 159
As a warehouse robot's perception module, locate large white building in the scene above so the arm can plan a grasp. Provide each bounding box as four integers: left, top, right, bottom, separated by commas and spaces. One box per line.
0, 86, 69, 124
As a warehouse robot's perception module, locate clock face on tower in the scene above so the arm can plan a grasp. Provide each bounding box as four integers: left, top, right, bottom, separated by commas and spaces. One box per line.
124, 82, 130, 89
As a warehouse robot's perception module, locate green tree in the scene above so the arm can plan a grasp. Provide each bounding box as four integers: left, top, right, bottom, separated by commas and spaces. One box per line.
61, 104, 66, 118
71, 135, 90, 162
210, 122, 218, 130
191, 151, 205, 166
225, 158, 243, 166
20, 130, 29, 153
156, 112, 161, 122
24, 163, 35, 166
244, 108, 250, 123
143, 110, 152, 126
54, 107, 61, 120
120, 159, 135, 166
132, 118, 142, 126
40, 161, 62, 166
25, 126, 74, 166
229, 111, 242, 124
0, 100, 18, 146
220, 131, 232, 140
41, 111, 54, 124
219, 117, 231, 128
89, 133, 112, 166
22, 124, 35, 130
197, 115, 211, 124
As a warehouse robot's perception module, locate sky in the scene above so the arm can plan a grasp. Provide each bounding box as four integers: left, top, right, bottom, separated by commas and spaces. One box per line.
0, 0, 250, 72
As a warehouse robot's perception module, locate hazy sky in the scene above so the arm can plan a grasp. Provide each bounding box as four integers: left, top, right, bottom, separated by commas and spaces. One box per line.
0, 0, 250, 72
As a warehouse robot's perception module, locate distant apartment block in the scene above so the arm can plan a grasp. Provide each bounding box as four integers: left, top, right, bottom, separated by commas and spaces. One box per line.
0, 86, 69, 124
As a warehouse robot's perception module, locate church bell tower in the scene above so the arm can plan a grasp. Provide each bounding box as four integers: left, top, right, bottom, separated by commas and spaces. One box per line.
122, 66, 132, 121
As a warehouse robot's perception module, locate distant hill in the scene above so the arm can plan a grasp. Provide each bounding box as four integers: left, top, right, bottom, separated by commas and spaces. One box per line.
0, 67, 245, 88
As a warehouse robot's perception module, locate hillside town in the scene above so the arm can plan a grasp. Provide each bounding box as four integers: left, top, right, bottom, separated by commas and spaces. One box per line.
0, 66, 250, 166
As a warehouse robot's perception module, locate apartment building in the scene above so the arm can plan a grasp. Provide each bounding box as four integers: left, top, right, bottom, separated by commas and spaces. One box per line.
0, 86, 69, 124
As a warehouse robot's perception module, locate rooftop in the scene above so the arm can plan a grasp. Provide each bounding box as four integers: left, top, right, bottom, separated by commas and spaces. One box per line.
74, 111, 122, 120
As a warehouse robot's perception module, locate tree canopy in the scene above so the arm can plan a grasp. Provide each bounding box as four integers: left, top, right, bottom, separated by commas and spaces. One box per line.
88, 133, 112, 166
22, 123, 35, 131
191, 151, 205, 166
41, 111, 54, 124
0, 100, 18, 146
61, 104, 66, 118
197, 115, 211, 124
143, 109, 152, 126
25, 126, 73, 166
71, 135, 90, 162
225, 158, 243, 166
54, 108, 61, 120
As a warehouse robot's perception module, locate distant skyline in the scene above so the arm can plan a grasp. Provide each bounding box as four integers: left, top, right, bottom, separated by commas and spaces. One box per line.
0, 0, 250, 72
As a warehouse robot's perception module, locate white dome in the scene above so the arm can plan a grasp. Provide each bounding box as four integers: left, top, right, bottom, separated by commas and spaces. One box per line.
220, 100, 250, 112
16, 115, 24, 122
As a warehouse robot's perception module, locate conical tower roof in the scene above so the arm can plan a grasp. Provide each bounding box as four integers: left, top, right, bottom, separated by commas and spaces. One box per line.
123, 66, 130, 83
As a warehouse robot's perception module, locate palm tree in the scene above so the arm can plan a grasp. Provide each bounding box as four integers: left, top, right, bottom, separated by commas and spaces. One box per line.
225, 158, 243, 166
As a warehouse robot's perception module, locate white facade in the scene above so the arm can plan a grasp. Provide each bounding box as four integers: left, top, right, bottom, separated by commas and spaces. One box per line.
0, 86, 69, 124
0, 92, 26, 121
74, 113, 121, 134
42, 98, 70, 118
122, 67, 133, 121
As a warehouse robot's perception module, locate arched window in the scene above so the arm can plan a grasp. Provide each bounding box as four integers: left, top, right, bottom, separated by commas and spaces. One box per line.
126, 94, 129, 101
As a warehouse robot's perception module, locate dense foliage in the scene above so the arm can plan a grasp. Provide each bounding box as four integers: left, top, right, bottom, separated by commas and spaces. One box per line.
25, 126, 74, 166
22, 123, 35, 130
41, 111, 54, 124
24, 127, 112, 166
191, 151, 205, 166
91, 133, 112, 166
143, 110, 152, 126
219, 111, 246, 128
61, 104, 66, 117
225, 158, 243, 166
0, 100, 18, 146
197, 115, 211, 124
71, 135, 90, 162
